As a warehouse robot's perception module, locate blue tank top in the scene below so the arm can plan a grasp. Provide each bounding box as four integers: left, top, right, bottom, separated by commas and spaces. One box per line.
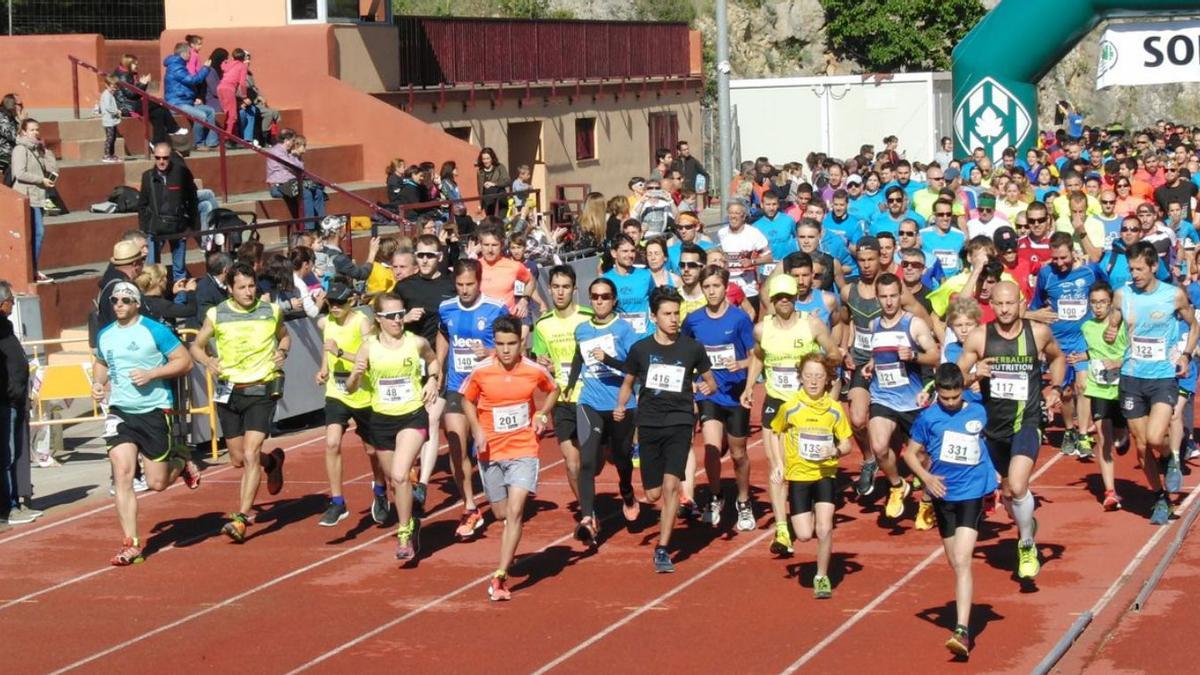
575, 316, 639, 411
794, 289, 835, 327
603, 266, 655, 336
439, 295, 507, 391
1121, 280, 1180, 380
868, 313, 924, 411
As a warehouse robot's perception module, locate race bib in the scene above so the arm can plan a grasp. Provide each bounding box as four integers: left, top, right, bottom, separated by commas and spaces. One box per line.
770, 366, 800, 392
378, 377, 414, 404
620, 312, 648, 334
1088, 360, 1120, 386
760, 263, 778, 277
453, 347, 479, 373
558, 362, 572, 385
705, 343, 737, 370
1131, 336, 1166, 362
493, 403, 530, 432
796, 431, 834, 462
989, 371, 1028, 401
1056, 298, 1087, 321
646, 363, 686, 392
939, 430, 981, 466
213, 378, 234, 404
580, 334, 618, 374
872, 331, 911, 351
332, 372, 350, 394
104, 413, 122, 438
853, 330, 873, 352
933, 249, 958, 269
875, 362, 907, 389
514, 280, 527, 296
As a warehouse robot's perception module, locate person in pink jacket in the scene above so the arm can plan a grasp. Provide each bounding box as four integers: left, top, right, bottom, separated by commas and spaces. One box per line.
185, 34, 204, 76
218, 48, 249, 137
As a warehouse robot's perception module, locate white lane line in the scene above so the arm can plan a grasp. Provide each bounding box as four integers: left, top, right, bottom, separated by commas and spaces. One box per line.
50, 458, 565, 674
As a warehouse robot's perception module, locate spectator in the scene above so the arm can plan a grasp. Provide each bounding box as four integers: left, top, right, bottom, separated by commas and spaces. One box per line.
190, 251, 232, 328
111, 55, 183, 145
288, 246, 325, 316
477, 147, 510, 217
263, 253, 310, 320
266, 131, 326, 222
243, 52, 278, 145
218, 48, 250, 139
185, 34, 204, 76
0, 94, 22, 174
673, 140, 708, 195
138, 142, 199, 293
316, 215, 378, 283
0, 280, 39, 525
202, 48, 229, 114
650, 147, 673, 181
440, 160, 473, 234
385, 157, 405, 204
100, 230, 149, 289
97, 240, 147, 332
162, 42, 218, 151
390, 164, 426, 220
99, 75, 122, 163
134, 263, 197, 325
366, 236, 401, 296
511, 164, 533, 213
603, 194, 627, 244
10, 118, 58, 281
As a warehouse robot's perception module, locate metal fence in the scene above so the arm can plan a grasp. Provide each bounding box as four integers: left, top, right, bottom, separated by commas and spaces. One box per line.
3, 0, 163, 39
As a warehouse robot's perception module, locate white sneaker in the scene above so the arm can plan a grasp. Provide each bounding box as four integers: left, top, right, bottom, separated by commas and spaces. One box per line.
735, 500, 756, 531
700, 495, 723, 527
133, 477, 149, 493
171, 128, 189, 136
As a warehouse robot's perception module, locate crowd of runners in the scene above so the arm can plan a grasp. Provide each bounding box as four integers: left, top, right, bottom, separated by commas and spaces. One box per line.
89, 121, 1200, 658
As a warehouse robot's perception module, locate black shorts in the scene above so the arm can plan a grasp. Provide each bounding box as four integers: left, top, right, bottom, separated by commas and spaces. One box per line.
869, 403, 918, 436
371, 408, 430, 451
848, 365, 871, 391
216, 391, 276, 438
932, 497, 985, 538
788, 476, 838, 515
985, 424, 1041, 477
1089, 396, 1128, 428
698, 399, 750, 438
760, 394, 787, 431
552, 402, 578, 443
324, 397, 372, 440
638, 424, 693, 491
105, 407, 173, 461
444, 390, 466, 415
1120, 375, 1178, 419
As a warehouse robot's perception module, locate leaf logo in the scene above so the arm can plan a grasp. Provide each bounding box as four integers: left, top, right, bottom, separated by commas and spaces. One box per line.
974, 107, 1004, 141
1098, 39, 1118, 79
953, 77, 1032, 161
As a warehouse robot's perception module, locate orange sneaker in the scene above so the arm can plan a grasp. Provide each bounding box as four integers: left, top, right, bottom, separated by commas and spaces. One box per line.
110, 537, 144, 566
455, 510, 484, 539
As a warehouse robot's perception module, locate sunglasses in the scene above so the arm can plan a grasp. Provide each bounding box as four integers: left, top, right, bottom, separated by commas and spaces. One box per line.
590, 293, 614, 301
771, 294, 796, 302
899, 230, 917, 236
153, 155, 171, 161
886, 198, 904, 204
378, 310, 406, 321
415, 251, 439, 259
679, 224, 697, 230
1027, 216, 1048, 224
680, 261, 703, 269
1121, 227, 1140, 232
934, 212, 952, 218
899, 260, 925, 269
978, 207, 994, 212
1101, 200, 1116, 205
109, 296, 137, 306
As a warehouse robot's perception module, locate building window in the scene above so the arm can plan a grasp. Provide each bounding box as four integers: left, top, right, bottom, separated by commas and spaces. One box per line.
444, 126, 472, 143
648, 112, 679, 169
575, 117, 597, 161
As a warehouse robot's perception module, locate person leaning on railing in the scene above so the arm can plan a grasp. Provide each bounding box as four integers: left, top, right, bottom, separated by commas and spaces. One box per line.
265, 130, 326, 222
112, 54, 184, 145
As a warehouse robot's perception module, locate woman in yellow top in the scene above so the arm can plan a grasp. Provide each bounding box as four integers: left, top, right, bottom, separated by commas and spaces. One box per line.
346, 292, 440, 562
767, 352, 853, 600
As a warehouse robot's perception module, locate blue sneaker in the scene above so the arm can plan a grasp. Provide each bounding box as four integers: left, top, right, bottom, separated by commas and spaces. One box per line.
1166, 454, 1183, 493
1150, 494, 1172, 525
653, 545, 674, 573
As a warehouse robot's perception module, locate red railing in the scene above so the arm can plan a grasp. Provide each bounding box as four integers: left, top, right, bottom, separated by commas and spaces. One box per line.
68, 55, 402, 225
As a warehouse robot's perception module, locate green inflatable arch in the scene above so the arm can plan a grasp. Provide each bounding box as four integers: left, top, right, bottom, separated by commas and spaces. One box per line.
951, 0, 1200, 160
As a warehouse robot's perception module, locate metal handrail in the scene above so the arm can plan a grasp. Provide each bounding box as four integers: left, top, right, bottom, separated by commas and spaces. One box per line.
68, 54, 402, 223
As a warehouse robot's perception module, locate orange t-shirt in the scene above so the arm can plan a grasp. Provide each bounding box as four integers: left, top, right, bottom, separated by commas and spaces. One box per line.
480, 257, 533, 311
459, 357, 555, 460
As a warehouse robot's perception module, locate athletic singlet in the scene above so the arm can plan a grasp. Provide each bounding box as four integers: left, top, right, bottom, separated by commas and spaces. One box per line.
208, 299, 282, 384
679, 288, 706, 319
1121, 280, 1181, 380
762, 315, 818, 400
847, 282, 881, 365
439, 295, 506, 391
323, 309, 372, 409
868, 313, 924, 412
794, 290, 834, 326
366, 334, 425, 416
980, 320, 1041, 439
603, 266, 655, 336
575, 316, 639, 411
531, 306, 593, 404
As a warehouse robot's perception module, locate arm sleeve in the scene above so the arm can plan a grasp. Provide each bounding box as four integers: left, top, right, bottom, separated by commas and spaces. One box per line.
622, 342, 643, 377
146, 318, 183, 354
565, 346, 583, 394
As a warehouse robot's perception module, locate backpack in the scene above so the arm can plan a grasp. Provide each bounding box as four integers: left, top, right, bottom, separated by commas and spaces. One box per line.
109, 186, 140, 213
204, 208, 256, 251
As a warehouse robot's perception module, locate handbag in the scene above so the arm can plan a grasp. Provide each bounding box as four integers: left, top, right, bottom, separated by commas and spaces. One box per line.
278, 178, 300, 199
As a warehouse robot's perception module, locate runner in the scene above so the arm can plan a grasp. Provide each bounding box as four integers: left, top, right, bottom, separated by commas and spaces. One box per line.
767, 352, 852, 598
345, 292, 440, 560
902, 363, 998, 658
1109, 241, 1198, 524
676, 243, 708, 319
718, 201, 773, 314
461, 315, 559, 600
863, 272, 941, 519
616, 287, 717, 572
314, 279, 388, 526
437, 258, 508, 539
785, 251, 839, 327
603, 235, 656, 336
189, 262, 290, 543
566, 277, 641, 544
742, 274, 841, 554
478, 223, 533, 316
682, 265, 756, 529
530, 265, 593, 511
957, 281, 1066, 578
93, 282, 199, 564
1081, 281, 1128, 511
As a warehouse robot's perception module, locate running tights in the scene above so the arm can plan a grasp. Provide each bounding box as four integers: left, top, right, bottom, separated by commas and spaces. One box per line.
575, 405, 636, 517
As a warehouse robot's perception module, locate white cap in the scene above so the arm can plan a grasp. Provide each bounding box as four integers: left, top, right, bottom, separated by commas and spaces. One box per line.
320, 215, 348, 233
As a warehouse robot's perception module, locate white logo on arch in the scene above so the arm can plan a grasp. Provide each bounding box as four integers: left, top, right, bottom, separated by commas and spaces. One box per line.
954, 77, 1032, 162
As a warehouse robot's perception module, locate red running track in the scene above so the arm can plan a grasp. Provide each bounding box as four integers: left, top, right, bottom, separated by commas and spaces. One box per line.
2, 397, 1199, 673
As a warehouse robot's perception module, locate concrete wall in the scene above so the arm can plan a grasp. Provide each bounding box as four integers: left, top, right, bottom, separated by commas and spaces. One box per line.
0, 187, 34, 295
165, 0, 289, 29
415, 95, 703, 200
0, 34, 104, 108
334, 25, 400, 92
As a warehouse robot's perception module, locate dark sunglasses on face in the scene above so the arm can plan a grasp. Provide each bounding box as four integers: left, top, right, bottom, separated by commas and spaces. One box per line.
153, 155, 171, 161
1028, 216, 1048, 224
109, 296, 137, 306
680, 261, 703, 269
934, 212, 952, 218
590, 293, 613, 301
978, 207, 994, 212
1121, 227, 1139, 232
900, 260, 924, 269
378, 310, 406, 321
886, 197, 903, 204
899, 230, 917, 236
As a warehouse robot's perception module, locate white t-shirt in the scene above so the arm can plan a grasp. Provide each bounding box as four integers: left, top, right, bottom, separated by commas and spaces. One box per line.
718, 224, 770, 297
966, 214, 1007, 240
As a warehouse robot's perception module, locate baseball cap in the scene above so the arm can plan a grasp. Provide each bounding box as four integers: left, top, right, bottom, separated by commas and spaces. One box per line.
846, 174, 864, 186
767, 274, 798, 298
320, 215, 348, 233
978, 193, 997, 209
110, 240, 145, 265
326, 280, 354, 304
111, 281, 141, 303
993, 225, 1019, 252
856, 235, 881, 252
944, 167, 960, 181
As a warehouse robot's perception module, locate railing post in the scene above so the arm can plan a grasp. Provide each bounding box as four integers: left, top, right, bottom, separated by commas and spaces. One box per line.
218, 141, 229, 203
141, 94, 151, 158
70, 57, 80, 120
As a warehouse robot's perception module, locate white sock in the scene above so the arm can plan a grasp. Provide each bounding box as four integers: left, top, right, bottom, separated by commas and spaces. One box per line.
1011, 491, 1036, 545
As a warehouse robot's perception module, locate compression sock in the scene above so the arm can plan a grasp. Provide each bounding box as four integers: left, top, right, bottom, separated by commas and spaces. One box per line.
331, 496, 346, 506
1011, 491, 1036, 545
373, 483, 387, 497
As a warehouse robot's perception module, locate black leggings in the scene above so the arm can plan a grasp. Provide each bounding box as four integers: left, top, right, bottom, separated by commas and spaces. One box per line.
575, 404, 637, 517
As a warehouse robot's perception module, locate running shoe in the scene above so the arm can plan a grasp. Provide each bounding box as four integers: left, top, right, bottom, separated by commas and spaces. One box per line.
856, 459, 877, 497
487, 573, 511, 601
1187, 441, 1200, 461
1150, 494, 1172, 525
1102, 490, 1123, 512
575, 515, 599, 547
735, 500, 756, 532
769, 522, 794, 556
631, 443, 641, 469
1060, 430, 1078, 457
133, 476, 149, 493
622, 495, 641, 522
318, 501, 349, 527
180, 459, 202, 489
1016, 541, 1040, 579
395, 518, 420, 560
813, 575, 832, 599
945, 626, 970, 658
413, 482, 428, 514
455, 509, 484, 539
4, 507, 38, 524
371, 491, 390, 525
221, 513, 249, 543
1166, 453, 1183, 493
678, 497, 700, 521
1075, 435, 1095, 459
1115, 435, 1130, 456
653, 545, 675, 573
701, 495, 724, 527
265, 448, 286, 495
885, 480, 911, 519
110, 537, 144, 566
914, 501, 936, 531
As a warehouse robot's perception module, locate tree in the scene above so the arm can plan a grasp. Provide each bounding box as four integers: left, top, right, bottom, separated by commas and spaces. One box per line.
822, 0, 985, 72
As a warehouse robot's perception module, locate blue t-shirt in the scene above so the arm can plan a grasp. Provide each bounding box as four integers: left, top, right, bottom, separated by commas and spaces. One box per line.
95, 316, 182, 413
823, 213, 866, 247
869, 210, 926, 238
919, 226, 966, 277
821, 230, 858, 279
681, 305, 755, 407
575, 317, 639, 411
1101, 247, 1170, 291
1097, 214, 1124, 251
667, 238, 715, 274
910, 401, 998, 501
885, 179, 926, 199
603, 266, 656, 335
439, 295, 507, 391
1031, 263, 1107, 351
1067, 112, 1084, 138
849, 192, 884, 224
942, 342, 982, 404
755, 212, 799, 271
